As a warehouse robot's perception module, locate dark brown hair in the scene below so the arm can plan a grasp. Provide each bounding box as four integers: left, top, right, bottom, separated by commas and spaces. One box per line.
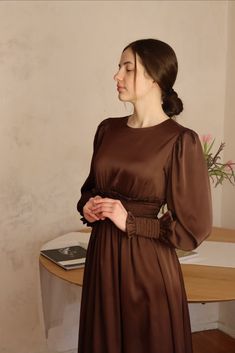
123, 39, 183, 117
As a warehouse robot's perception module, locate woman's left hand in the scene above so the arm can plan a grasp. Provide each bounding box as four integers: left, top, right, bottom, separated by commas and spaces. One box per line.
91, 197, 128, 232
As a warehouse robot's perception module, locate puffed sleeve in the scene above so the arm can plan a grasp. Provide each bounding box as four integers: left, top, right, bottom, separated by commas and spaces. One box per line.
77, 118, 109, 227
126, 129, 212, 251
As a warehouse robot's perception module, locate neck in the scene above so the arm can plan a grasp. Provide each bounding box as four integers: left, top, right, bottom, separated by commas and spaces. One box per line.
130, 95, 169, 128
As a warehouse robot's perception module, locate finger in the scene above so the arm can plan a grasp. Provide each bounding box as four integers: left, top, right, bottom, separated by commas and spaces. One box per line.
92, 209, 113, 218
85, 213, 100, 221
87, 204, 101, 214
92, 200, 120, 211
90, 195, 103, 207
87, 197, 94, 207
85, 211, 100, 221
86, 202, 108, 217
91, 204, 115, 214
98, 211, 113, 220
94, 195, 102, 199
93, 197, 117, 204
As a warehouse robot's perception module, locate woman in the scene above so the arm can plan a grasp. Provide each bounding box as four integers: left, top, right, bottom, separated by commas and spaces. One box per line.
77, 39, 212, 353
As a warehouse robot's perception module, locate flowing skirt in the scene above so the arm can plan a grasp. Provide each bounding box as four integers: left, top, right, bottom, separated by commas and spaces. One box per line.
78, 199, 193, 353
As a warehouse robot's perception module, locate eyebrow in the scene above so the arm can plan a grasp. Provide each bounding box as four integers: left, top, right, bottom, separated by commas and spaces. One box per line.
118, 61, 134, 68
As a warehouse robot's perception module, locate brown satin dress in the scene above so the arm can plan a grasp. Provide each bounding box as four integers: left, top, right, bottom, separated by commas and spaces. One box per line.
77, 116, 212, 353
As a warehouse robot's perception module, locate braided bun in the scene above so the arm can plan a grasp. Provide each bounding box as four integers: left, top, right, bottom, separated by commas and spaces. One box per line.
162, 88, 183, 117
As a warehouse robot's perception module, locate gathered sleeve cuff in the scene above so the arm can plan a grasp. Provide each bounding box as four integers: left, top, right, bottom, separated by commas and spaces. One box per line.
77, 188, 96, 227
126, 211, 160, 239
126, 210, 174, 247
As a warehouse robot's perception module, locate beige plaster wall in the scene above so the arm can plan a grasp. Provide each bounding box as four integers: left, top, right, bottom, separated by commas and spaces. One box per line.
222, 0, 235, 227
219, 0, 235, 339
0, 1, 229, 352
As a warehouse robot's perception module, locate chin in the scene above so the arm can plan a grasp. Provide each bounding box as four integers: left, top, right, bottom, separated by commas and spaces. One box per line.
118, 93, 132, 103
118, 97, 128, 102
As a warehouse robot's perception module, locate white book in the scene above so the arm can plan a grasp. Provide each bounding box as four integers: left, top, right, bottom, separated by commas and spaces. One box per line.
176, 249, 199, 262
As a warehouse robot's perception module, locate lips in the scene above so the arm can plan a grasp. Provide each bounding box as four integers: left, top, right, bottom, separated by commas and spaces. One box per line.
117, 86, 126, 91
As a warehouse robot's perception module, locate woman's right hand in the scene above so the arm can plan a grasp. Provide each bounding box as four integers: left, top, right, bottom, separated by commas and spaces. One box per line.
83, 195, 106, 223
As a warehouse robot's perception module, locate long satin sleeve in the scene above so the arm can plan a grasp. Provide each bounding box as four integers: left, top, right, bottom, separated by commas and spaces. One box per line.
77, 118, 109, 227
126, 129, 212, 251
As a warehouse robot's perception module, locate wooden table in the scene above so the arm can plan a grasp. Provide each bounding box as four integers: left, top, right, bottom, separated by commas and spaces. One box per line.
39, 227, 235, 303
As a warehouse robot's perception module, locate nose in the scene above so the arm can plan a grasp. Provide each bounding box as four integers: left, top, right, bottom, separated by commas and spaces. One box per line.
113, 69, 123, 82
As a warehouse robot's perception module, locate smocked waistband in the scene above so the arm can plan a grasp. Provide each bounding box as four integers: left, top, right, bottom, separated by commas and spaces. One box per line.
93, 189, 162, 218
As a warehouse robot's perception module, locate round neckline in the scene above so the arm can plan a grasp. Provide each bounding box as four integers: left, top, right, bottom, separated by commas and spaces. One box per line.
124, 115, 171, 130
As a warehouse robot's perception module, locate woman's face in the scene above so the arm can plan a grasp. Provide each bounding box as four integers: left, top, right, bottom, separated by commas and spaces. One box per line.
113, 47, 155, 103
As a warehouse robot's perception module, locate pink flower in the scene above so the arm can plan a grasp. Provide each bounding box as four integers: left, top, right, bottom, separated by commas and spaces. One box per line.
201, 134, 212, 144
224, 160, 235, 171
202, 134, 235, 186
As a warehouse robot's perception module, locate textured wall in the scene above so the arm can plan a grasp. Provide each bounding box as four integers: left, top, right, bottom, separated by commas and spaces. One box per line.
219, 0, 235, 339
222, 1, 235, 227
0, 1, 229, 352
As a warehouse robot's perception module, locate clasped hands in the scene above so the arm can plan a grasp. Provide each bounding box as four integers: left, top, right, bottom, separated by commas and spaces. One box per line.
83, 195, 128, 232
